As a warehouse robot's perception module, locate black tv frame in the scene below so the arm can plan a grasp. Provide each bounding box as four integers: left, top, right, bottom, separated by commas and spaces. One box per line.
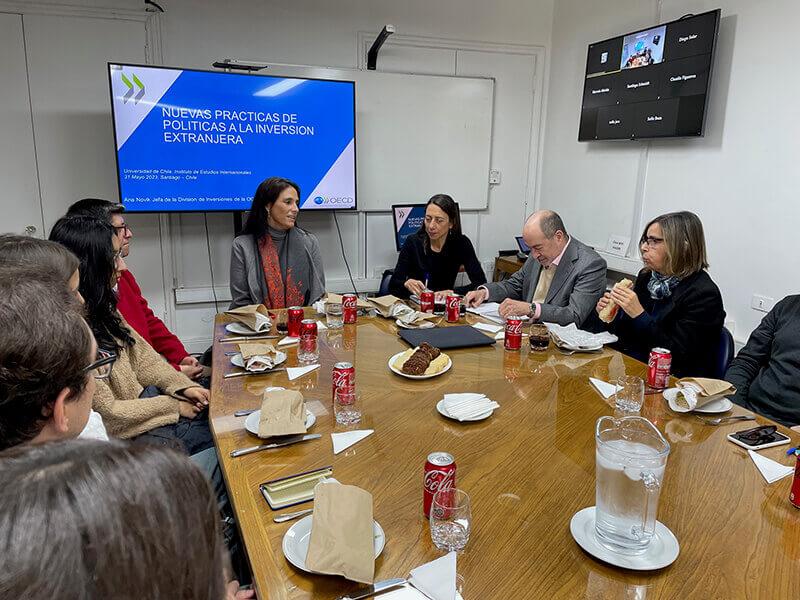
107, 62, 358, 213
578, 9, 721, 142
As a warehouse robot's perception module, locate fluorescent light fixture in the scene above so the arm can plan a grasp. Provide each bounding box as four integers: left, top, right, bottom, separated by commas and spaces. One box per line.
254, 78, 307, 97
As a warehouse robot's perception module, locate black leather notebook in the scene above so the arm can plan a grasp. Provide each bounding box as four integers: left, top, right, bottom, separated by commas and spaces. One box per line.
398, 325, 496, 349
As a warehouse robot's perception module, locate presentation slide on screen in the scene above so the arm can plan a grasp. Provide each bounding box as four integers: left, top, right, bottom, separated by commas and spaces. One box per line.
579, 10, 717, 141
393, 205, 426, 250
109, 64, 356, 211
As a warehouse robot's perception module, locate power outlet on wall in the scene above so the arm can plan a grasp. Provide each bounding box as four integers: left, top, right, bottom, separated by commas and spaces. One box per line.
751, 294, 774, 313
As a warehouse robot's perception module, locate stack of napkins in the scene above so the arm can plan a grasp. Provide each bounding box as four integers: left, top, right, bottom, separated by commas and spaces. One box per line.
442, 393, 499, 421
749, 450, 795, 484
226, 304, 271, 332
239, 342, 278, 372
258, 389, 306, 437
547, 323, 617, 350
670, 378, 736, 412
305, 481, 375, 583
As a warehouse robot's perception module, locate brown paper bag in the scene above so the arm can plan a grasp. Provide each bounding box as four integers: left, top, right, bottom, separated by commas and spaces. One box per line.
238, 342, 276, 360
226, 304, 271, 332
326, 292, 372, 309
305, 482, 375, 583
367, 295, 403, 317
258, 390, 307, 437
677, 377, 736, 408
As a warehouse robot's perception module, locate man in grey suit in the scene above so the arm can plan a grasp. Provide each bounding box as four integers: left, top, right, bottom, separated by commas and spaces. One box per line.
464, 210, 606, 326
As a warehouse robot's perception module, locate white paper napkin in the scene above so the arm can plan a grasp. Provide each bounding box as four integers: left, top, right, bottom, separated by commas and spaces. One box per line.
378, 588, 464, 600
277, 336, 299, 346
286, 364, 320, 381
589, 377, 622, 399
331, 429, 374, 454
313, 299, 326, 314
316, 320, 328, 330
472, 322, 503, 334
409, 551, 458, 600
749, 450, 795, 484
495, 331, 529, 341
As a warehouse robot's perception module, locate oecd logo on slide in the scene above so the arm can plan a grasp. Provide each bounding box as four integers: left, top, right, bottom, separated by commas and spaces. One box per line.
314, 196, 325, 205
313, 195, 353, 206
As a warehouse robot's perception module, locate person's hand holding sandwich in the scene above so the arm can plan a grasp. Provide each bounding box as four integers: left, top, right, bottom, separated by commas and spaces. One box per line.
596, 278, 643, 321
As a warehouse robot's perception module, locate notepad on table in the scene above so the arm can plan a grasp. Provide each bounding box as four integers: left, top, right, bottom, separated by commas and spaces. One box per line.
259, 466, 333, 510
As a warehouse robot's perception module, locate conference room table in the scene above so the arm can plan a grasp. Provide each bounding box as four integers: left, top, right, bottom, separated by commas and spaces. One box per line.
210, 307, 800, 600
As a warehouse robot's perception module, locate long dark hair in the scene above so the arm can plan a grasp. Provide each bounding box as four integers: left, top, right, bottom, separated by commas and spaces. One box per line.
0, 440, 226, 599
416, 194, 462, 249
0, 234, 79, 284
241, 176, 301, 239
49, 216, 134, 353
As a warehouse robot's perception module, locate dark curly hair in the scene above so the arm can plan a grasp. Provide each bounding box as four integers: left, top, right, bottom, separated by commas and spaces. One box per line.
49, 215, 134, 353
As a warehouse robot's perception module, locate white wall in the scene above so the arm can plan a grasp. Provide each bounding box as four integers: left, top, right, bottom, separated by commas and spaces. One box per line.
540, 0, 799, 344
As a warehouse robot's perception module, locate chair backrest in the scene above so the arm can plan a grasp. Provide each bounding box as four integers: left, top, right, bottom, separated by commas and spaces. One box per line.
379, 269, 394, 297
715, 326, 735, 379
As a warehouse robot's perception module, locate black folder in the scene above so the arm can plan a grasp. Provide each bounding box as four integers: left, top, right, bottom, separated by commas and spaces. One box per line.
398, 325, 497, 350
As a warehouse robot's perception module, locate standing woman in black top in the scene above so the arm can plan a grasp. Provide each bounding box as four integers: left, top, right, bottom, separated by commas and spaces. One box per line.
389, 194, 487, 299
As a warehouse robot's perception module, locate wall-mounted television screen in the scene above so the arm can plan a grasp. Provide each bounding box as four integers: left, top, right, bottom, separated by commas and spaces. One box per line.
108, 63, 356, 212
578, 9, 720, 141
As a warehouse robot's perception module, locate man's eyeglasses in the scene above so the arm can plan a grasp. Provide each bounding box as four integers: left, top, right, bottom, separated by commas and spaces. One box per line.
640, 236, 664, 248
83, 349, 117, 380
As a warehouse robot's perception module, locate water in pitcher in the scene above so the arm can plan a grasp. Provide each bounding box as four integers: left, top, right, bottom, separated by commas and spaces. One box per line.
595, 417, 670, 555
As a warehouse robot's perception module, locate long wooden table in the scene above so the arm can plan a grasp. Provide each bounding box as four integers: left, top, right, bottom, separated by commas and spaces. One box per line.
211, 309, 800, 599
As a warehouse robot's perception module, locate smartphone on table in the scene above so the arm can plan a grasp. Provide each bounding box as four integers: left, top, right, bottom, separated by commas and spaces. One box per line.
727, 425, 791, 451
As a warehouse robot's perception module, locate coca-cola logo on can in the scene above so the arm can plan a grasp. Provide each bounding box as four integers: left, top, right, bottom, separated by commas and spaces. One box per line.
424, 469, 455, 493
342, 294, 357, 309
505, 318, 523, 335
446, 295, 460, 310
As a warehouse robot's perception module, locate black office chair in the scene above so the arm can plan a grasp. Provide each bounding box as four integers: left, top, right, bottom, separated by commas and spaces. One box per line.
379, 269, 394, 296
714, 326, 735, 379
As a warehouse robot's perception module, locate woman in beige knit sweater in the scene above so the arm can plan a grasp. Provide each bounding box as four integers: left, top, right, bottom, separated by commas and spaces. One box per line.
51, 216, 212, 453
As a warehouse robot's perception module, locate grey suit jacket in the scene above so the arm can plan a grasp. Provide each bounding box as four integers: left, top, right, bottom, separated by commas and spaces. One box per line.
228, 230, 326, 309
483, 237, 606, 326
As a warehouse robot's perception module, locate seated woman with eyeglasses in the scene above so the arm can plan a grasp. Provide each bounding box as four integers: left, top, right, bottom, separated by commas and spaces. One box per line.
50, 216, 212, 454
595, 211, 725, 377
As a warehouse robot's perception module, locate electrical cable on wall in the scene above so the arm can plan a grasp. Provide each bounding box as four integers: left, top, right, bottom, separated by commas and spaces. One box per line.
203, 213, 220, 313
333, 212, 358, 294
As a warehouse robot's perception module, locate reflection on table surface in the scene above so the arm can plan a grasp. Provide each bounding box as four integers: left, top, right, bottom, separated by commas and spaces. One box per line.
210, 308, 800, 600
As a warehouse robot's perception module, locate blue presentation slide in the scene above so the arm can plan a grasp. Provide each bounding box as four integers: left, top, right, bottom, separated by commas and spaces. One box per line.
109, 64, 356, 212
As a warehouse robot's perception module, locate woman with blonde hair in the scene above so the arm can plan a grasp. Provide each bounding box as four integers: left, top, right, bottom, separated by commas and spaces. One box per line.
596, 211, 725, 377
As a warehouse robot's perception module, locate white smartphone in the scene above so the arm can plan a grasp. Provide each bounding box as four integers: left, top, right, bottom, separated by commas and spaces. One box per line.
727, 426, 791, 451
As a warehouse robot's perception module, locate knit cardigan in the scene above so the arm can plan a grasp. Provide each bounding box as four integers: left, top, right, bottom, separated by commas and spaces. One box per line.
93, 316, 197, 439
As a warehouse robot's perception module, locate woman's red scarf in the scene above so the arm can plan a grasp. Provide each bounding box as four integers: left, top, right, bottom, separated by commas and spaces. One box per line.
257, 234, 304, 308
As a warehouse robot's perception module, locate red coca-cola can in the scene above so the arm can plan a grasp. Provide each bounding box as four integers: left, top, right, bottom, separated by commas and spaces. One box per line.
287, 306, 304, 338
445, 294, 461, 323
299, 319, 318, 352
420, 290, 435, 313
647, 347, 672, 389
504, 316, 523, 351
790, 453, 800, 509
331, 361, 355, 403
342, 293, 358, 324
423, 452, 456, 518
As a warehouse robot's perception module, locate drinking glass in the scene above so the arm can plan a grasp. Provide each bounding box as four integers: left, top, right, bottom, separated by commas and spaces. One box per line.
298, 333, 319, 364
430, 488, 471, 552
595, 416, 670, 554
334, 387, 361, 425
326, 302, 344, 329
529, 323, 550, 352
615, 375, 645, 413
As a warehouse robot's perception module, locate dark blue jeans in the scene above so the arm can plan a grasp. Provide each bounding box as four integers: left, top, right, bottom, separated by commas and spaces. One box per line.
133, 385, 214, 455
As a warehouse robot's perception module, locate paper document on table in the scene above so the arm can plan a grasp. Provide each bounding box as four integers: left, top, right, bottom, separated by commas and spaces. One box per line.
466, 302, 503, 324
546, 323, 617, 349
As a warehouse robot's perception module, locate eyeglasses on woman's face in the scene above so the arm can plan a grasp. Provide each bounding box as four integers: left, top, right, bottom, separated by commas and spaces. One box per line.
640, 236, 664, 249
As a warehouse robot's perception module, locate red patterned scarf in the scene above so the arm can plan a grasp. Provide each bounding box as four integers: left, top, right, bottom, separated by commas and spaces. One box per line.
257, 234, 305, 308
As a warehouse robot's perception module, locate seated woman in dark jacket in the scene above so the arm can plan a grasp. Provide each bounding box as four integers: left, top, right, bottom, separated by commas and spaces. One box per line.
389, 194, 486, 299
595, 211, 724, 377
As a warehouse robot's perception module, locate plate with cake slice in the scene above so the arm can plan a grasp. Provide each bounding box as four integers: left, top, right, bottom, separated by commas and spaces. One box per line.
388, 342, 452, 379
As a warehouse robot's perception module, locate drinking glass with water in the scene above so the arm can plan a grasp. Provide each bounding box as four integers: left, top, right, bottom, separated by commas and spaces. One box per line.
326, 302, 343, 329
614, 375, 645, 413
595, 416, 670, 554
430, 488, 471, 552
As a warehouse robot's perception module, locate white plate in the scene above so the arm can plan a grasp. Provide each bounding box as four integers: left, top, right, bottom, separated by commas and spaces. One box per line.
570, 506, 679, 570
554, 341, 603, 352
230, 351, 287, 370
388, 351, 452, 380
244, 408, 316, 437
282, 515, 385, 574
396, 318, 435, 329
662, 388, 733, 414
436, 399, 493, 422
225, 321, 271, 336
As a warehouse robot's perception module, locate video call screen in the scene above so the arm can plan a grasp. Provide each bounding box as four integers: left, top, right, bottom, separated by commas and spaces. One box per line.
578, 10, 720, 141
